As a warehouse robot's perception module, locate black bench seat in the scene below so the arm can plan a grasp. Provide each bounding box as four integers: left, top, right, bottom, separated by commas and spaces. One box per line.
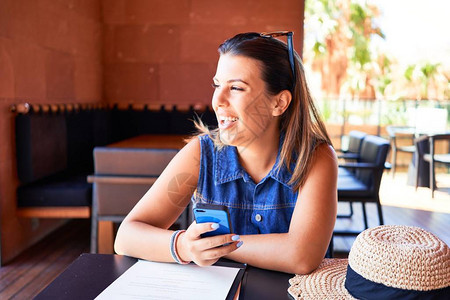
13, 103, 217, 219
17, 171, 92, 207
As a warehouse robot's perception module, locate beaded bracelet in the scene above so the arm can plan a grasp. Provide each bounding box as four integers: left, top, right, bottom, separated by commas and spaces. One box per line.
170, 230, 189, 264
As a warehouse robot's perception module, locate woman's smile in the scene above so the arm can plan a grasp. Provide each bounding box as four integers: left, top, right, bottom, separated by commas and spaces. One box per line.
218, 115, 239, 130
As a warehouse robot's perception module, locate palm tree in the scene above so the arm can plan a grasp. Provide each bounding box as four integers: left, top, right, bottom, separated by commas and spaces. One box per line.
404, 62, 441, 101
419, 62, 440, 100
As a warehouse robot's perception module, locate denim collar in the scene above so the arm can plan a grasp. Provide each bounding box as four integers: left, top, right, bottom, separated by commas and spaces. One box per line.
213, 135, 294, 189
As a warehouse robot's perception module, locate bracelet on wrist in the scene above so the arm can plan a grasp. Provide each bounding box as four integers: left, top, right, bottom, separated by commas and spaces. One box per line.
170, 230, 189, 264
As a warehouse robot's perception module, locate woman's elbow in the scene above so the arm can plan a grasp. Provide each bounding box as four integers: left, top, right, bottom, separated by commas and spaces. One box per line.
114, 238, 124, 255
288, 247, 324, 274
113, 223, 127, 255
290, 259, 321, 275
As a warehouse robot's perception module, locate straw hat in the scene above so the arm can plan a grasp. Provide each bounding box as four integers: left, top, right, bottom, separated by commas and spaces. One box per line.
288, 225, 450, 299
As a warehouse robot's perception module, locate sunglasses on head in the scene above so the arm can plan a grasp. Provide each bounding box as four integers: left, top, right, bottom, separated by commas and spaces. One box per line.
260, 31, 296, 82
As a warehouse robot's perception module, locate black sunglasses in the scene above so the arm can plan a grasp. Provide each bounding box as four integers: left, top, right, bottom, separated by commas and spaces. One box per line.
260, 31, 296, 81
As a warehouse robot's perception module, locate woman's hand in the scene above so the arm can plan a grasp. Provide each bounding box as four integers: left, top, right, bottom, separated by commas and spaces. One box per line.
177, 222, 242, 266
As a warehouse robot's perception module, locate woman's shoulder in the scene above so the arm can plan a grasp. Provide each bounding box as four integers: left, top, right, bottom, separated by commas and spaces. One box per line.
313, 142, 338, 168
184, 133, 212, 147
175, 135, 201, 161
315, 142, 336, 156
183, 134, 216, 163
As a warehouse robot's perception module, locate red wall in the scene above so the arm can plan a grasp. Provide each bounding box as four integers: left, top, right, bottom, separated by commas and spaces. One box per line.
103, 0, 304, 105
0, 0, 304, 263
0, 0, 103, 263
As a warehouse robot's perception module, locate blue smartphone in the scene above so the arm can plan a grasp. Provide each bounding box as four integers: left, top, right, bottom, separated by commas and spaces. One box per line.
193, 203, 233, 238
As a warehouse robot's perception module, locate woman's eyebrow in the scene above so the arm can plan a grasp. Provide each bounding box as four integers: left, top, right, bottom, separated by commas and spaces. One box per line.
227, 79, 249, 85
212, 77, 250, 85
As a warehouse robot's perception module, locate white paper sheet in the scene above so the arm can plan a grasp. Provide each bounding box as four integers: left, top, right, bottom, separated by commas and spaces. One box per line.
95, 260, 241, 300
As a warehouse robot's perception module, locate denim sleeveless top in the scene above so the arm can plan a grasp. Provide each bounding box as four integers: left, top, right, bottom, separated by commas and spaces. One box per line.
191, 134, 299, 235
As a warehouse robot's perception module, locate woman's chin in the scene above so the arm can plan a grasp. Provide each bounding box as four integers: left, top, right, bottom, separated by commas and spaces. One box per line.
219, 131, 251, 148
219, 132, 234, 146
219, 130, 241, 146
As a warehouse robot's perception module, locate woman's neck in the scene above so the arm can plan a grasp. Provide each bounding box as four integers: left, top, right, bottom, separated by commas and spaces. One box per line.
237, 130, 280, 183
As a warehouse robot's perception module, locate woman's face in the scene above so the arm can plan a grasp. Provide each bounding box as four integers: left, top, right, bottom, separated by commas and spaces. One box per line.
212, 54, 279, 148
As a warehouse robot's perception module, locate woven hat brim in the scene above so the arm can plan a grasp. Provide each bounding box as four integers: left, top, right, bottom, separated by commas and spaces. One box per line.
288, 259, 354, 300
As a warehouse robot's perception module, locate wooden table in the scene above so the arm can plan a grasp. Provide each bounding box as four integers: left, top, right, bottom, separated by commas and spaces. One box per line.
90, 134, 188, 253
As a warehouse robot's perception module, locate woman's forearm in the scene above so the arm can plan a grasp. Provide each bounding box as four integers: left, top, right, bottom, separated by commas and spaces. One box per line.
224, 233, 327, 274
114, 220, 174, 262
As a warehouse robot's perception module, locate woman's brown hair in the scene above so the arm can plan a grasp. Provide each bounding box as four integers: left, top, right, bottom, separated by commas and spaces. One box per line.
197, 32, 332, 191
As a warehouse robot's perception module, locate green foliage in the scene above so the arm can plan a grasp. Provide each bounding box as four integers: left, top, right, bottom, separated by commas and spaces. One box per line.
421, 62, 440, 78
350, 2, 367, 27
377, 76, 392, 96
420, 62, 440, 99
380, 101, 409, 125
320, 99, 332, 121
403, 62, 441, 99
306, 0, 386, 95
348, 2, 383, 69
404, 64, 415, 82
305, 0, 448, 110
312, 41, 326, 56
305, 0, 342, 56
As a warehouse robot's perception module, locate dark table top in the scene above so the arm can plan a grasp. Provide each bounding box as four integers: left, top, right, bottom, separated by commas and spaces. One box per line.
35, 254, 294, 300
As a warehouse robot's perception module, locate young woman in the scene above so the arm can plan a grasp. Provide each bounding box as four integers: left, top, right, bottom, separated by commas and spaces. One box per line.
114, 32, 338, 275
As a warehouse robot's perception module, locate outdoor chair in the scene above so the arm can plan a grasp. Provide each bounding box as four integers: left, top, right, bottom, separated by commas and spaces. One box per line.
336, 131, 367, 218
386, 125, 416, 177
337, 130, 367, 176
335, 135, 391, 236
336, 130, 367, 162
415, 133, 450, 198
